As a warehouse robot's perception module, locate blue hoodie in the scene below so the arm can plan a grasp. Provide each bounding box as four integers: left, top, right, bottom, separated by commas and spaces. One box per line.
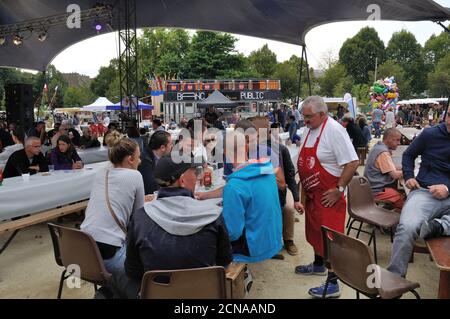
402, 122, 450, 190
222, 159, 282, 263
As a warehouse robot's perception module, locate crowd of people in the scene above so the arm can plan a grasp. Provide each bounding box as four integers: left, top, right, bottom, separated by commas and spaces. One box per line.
0, 96, 449, 299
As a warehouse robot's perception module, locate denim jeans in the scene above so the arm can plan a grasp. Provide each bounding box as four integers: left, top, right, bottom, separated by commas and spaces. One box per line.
387, 188, 450, 277
372, 121, 381, 138
103, 244, 126, 275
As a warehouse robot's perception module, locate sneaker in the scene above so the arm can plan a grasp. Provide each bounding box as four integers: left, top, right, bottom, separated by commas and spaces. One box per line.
243, 267, 253, 295
308, 281, 341, 299
420, 220, 443, 240
295, 263, 327, 276
284, 241, 298, 256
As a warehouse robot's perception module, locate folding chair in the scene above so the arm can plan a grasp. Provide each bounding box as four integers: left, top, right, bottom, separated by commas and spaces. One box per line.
321, 226, 420, 299
140, 266, 227, 299
48, 223, 111, 299
346, 176, 400, 263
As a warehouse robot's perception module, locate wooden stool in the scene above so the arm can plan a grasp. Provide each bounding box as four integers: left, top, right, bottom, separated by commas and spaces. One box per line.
225, 263, 246, 299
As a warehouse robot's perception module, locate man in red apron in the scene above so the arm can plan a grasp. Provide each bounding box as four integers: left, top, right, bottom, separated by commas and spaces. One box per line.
295, 96, 359, 298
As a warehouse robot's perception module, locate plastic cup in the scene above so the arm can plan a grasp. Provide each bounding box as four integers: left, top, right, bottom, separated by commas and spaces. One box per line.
22, 173, 30, 182
48, 165, 54, 172
153, 191, 158, 199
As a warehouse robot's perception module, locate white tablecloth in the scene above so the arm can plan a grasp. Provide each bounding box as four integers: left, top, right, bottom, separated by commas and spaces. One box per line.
0, 161, 109, 221
77, 146, 109, 164
167, 129, 182, 141
398, 127, 422, 141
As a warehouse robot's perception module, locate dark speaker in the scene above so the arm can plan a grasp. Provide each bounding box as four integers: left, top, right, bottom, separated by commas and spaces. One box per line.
5, 83, 34, 132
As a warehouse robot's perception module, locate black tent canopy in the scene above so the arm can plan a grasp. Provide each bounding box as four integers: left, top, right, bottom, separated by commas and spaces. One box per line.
0, 0, 449, 71
197, 90, 238, 108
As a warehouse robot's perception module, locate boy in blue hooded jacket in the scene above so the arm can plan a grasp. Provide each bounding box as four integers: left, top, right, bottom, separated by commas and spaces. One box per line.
222, 129, 283, 263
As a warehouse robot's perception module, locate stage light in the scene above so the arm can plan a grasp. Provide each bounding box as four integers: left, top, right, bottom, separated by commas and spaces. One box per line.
13, 35, 23, 45
94, 21, 103, 33
0, 36, 5, 45
37, 31, 47, 42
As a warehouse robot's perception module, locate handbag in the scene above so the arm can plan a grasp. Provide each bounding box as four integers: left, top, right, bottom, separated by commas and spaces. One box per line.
105, 169, 127, 236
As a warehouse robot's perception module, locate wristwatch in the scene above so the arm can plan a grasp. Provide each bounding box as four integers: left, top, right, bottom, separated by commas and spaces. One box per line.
337, 185, 345, 193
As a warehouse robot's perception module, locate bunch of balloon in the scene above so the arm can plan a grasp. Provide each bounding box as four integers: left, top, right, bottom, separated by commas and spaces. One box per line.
369, 76, 399, 110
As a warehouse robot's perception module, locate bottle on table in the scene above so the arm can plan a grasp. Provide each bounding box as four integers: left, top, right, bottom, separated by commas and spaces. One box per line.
203, 166, 213, 189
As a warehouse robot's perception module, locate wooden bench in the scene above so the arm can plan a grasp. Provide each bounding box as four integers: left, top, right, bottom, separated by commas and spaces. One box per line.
225, 262, 246, 299
426, 237, 450, 299
0, 200, 88, 255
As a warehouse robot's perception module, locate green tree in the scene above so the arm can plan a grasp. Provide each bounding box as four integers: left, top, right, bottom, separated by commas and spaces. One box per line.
183, 31, 245, 79
273, 55, 318, 101
423, 26, 450, 67
428, 52, 450, 97
318, 63, 352, 97
63, 86, 95, 107
247, 44, 278, 78
339, 27, 385, 84
33, 65, 68, 108
351, 84, 371, 110
105, 77, 121, 102
138, 28, 189, 80
90, 60, 118, 97
386, 30, 426, 94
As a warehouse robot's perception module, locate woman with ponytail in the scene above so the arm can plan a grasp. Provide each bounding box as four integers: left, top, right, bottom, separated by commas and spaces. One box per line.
81, 131, 145, 274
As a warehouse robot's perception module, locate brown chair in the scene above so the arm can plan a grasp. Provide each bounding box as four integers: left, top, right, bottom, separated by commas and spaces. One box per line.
346, 176, 400, 263
321, 226, 420, 299
140, 266, 227, 299
48, 223, 111, 299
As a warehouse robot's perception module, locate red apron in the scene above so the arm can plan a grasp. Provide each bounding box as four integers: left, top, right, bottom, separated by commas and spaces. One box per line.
297, 118, 346, 256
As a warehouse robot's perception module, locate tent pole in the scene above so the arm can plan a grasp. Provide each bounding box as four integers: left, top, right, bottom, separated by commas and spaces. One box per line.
296, 46, 305, 107
304, 46, 312, 96
436, 21, 450, 34
444, 97, 449, 121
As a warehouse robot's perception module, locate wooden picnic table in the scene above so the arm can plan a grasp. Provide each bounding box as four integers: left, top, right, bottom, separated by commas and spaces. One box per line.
426, 237, 450, 299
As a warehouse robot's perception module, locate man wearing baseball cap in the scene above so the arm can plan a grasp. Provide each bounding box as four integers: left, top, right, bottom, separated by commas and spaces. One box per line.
110, 154, 232, 298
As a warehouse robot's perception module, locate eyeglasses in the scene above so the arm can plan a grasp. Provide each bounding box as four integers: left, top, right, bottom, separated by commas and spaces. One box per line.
205, 138, 216, 143
302, 113, 318, 120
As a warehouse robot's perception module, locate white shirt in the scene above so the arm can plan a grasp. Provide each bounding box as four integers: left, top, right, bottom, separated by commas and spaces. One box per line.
193, 143, 208, 162
300, 117, 358, 177
103, 116, 110, 127
294, 109, 301, 123
81, 166, 145, 247
385, 111, 395, 128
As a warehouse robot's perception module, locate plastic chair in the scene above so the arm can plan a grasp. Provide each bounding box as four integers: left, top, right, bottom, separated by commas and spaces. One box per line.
48, 223, 111, 299
346, 176, 400, 263
321, 226, 420, 299
140, 266, 227, 299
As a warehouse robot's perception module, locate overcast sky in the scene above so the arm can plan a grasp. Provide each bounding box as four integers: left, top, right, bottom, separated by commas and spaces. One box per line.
51, 0, 450, 78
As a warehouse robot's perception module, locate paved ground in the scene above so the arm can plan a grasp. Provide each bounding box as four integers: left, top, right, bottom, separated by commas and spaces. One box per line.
0, 202, 439, 299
